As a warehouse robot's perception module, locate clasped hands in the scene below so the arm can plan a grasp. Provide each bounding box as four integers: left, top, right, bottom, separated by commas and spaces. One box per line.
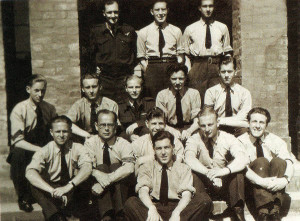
92, 171, 112, 196
258, 177, 288, 192
51, 184, 72, 206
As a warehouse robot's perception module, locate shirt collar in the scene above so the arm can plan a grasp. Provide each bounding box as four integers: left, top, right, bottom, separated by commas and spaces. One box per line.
201, 131, 219, 146
28, 98, 39, 110
200, 17, 215, 26
54, 140, 72, 155
154, 160, 173, 171
249, 131, 269, 144
220, 82, 236, 94
104, 22, 122, 34
84, 96, 103, 107
153, 21, 168, 30
100, 136, 117, 149
169, 86, 187, 97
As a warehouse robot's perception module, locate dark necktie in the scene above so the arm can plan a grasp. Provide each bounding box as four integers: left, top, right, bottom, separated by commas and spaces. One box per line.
90, 102, 98, 134
175, 91, 184, 128
254, 138, 264, 158
225, 86, 233, 117
205, 21, 212, 49
158, 25, 165, 58
160, 165, 168, 205
35, 105, 46, 145
133, 100, 139, 118
103, 142, 111, 166
60, 148, 70, 185
207, 139, 214, 159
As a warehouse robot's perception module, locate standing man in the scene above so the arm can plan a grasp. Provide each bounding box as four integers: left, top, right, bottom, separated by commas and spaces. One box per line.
137, 0, 184, 98
204, 56, 252, 136
26, 116, 92, 221
84, 109, 135, 220
67, 73, 118, 140
183, 0, 232, 103
124, 130, 213, 221
185, 107, 249, 221
118, 75, 155, 142
89, 0, 137, 103
156, 63, 201, 140
8, 74, 57, 212
238, 108, 294, 221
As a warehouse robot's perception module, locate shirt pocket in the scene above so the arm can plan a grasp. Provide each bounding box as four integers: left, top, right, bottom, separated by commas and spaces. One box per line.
96, 36, 110, 56
117, 35, 133, 58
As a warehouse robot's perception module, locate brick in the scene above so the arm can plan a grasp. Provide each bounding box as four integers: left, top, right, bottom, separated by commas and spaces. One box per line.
55, 3, 77, 11
32, 60, 44, 68
43, 11, 67, 19
67, 11, 78, 19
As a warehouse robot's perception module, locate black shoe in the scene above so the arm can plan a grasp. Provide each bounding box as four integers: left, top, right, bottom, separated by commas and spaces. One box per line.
268, 212, 281, 221
232, 207, 246, 221
256, 212, 268, 221
18, 200, 33, 212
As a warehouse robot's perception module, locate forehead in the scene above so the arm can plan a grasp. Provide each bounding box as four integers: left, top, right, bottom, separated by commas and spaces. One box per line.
127, 78, 142, 87
98, 113, 115, 123
52, 122, 70, 130
154, 138, 172, 148
201, 0, 214, 6
250, 113, 267, 122
104, 2, 119, 12
199, 114, 217, 124
153, 1, 167, 9
170, 70, 185, 78
220, 62, 234, 71
82, 78, 98, 87
149, 117, 165, 123
31, 81, 46, 89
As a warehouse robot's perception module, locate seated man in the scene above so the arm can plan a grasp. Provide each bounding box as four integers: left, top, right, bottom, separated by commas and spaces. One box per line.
185, 107, 249, 221
131, 107, 184, 174
156, 63, 201, 140
84, 109, 135, 220
238, 107, 294, 221
67, 73, 118, 140
124, 131, 213, 221
204, 56, 252, 136
26, 116, 92, 221
118, 75, 155, 142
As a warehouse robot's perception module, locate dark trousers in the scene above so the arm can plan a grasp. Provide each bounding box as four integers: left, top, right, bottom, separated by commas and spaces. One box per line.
144, 62, 176, 98
31, 183, 73, 220
123, 192, 212, 221
246, 157, 287, 209
10, 147, 34, 202
193, 171, 245, 208
188, 59, 220, 106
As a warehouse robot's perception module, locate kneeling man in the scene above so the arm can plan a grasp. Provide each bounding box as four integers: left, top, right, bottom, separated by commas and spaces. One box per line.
238, 107, 294, 220
26, 116, 92, 221
124, 130, 212, 221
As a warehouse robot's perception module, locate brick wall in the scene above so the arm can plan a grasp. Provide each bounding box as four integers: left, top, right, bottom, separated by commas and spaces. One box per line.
232, 0, 242, 80
29, 0, 81, 115
0, 3, 9, 154
239, 0, 289, 140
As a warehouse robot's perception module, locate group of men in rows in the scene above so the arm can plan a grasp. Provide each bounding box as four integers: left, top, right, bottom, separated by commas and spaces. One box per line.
7, 0, 294, 221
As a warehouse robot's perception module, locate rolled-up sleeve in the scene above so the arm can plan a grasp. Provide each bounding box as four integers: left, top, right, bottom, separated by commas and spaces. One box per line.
75, 144, 92, 168
235, 89, 252, 121
204, 88, 215, 107
10, 107, 26, 146
67, 101, 81, 123
135, 162, 153, 193
84, 138, 97, 168
182, 27, 191, 55
227, 138, 249, 171
174, 138, 184, 162
185, 136, 199, 157
177, 166, 195, 197
190, 91, 201, 119
120, 140, 135, 164
26, 149, 47, 174
176, 29, 184, 55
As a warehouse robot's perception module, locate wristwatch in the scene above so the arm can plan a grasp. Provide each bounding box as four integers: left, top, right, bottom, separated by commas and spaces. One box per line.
68, 181, 76, 188
283, 175, 290, 183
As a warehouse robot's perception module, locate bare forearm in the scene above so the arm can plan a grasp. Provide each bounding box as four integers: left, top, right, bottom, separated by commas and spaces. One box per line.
71, 164, 92, 186
71, 123, 90, 138
284, 160, 294, 179
173, 191, 191, 214
139, 187, 155, 209
15, 140, 41, 152
26, 169, 54, 194
109, 163, 134, 183
185, 153, 209, 175
219, 117, 249, 128
245, 167, 263, 185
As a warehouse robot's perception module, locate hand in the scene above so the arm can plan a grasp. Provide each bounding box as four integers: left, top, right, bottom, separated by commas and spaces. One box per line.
267, 177, 288, 192
93, 171, 111, 188
169, 210, 181, 221
181, 129, 192, 140
92, 183, 104, 196
126, 123, 139, 135
147, 205, 162, 221
130, 134, 140, 142
206, 168, 229, 180
212, 177, 223, 188
52, 184, 72, 198
85, 132, 91, 139
61, 195, 68, 207
257, 177, 276, 189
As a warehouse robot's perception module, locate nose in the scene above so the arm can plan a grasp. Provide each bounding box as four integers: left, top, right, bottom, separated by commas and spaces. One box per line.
254, 122, 260, 128
205, 126, 210, 132
161, 148, 166, 154
176, 79, 180, 84
133, 87, 137, 93
59, 131, 64, 137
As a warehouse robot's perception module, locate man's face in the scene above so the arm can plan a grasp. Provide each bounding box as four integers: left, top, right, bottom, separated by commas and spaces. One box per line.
170, 70, 186, 91
50, 122, 71, 147
151, 2, 168, 25
96, 113, 117, 141
26, 81, 46, 104
103, 2, 119, 26
82, 79, 100, 102
125, 79, 142, 100
249, 113, 268, 138
198, 114, 218, 139
154, 138, 173, 165
199, 0, 214, 19
146, 117, 166, 136
219, 62, 236, 86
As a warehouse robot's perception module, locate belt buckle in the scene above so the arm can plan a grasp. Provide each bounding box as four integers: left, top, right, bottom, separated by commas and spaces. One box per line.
162, 58, 168, 63
208, 57, 213, 64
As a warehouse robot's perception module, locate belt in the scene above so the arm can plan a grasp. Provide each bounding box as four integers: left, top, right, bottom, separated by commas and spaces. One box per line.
148, 57, 177, 64
191, 56, 220, 64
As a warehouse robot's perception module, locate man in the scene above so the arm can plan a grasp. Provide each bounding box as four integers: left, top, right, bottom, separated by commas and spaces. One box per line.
118, 75, 155, 142
8, 74, 57, 212
185, 107, 249, 221
89, 0, 137, 102
238, 108, 294, 221
156, 63, 201, 140
67, 73, 118, 140
137, 0, 184, 97
26, 116, 92, 221
124, 130, 213, 221
84, 109, 135, 220
183, 0, 232, 103
204, 56, 252, 136
131, 107, 184, 174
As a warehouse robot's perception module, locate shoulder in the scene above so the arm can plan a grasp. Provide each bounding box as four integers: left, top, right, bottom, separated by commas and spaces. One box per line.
120, 23, 135, 32
40, 100, 56, 111
187, 133, 201, 143
234, 84, 251, 95
72, 142, 85, 150
208, 84, 221, 92
265, 132, 285, 144
102, 96, 118, 106
133, 134, 150, 144
186, 88, 200, 95
219, 131, 240, 145
186, 21, 200, 30
173, 161, 190, 171
213, 20, 228, 29
142, 97, 155, 102
237, 132, 250, 143
116, 136, 131, 146
168, 23, 181, 32
92, 23, 106, 32
84, 135, 99, 146
157, 88, 169, 97
11, 99, 29, 114
138, 23, 153, 34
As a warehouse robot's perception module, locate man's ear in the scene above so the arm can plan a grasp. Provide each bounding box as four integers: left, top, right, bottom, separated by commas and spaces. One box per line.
26, 86, 31, 94
146, 120, 149, 129
95, 122, 99, 132
50, 129, 53, 138
150, 9, 154, 16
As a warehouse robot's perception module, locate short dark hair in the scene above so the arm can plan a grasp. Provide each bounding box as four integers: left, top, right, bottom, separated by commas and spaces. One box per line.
219, 55, 237, 70
152, 130, 174, 148
247, 107, 271, 124
151, 0, 168, 9
50, 115, 72, 129
81, 73, 100, 87
125, 75, 144, 87
103, 0, 119, 9
97, 109, 118, 124
146, 107, 166, 122
198, 106, 218, 120
26, 74, 47, 87
166, 63, 188, 78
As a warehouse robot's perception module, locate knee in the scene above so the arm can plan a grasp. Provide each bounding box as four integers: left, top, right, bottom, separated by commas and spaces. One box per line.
124, 196, 139, 210
251, 158, 269, 171
270, 157, 286, 168
194, 192, 213, 209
